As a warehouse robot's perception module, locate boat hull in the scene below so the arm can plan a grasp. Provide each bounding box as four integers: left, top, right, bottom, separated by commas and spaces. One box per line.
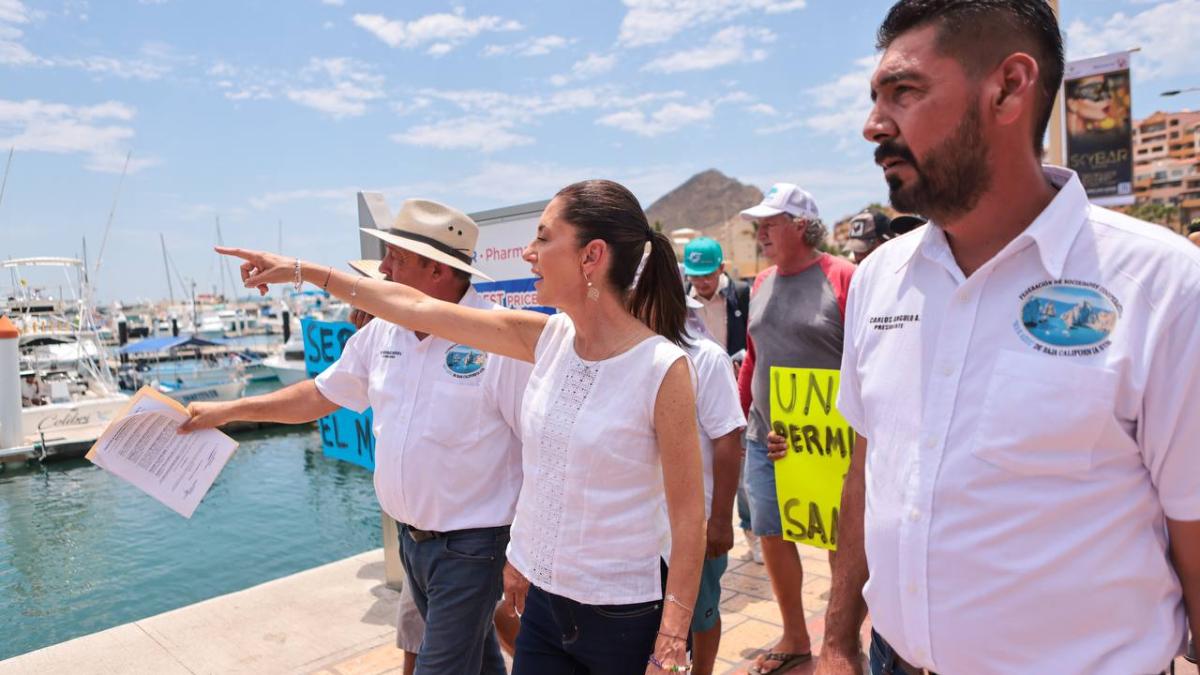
262, 356, 309, 387
157, 380, 246, 404
19, 395, 130, 447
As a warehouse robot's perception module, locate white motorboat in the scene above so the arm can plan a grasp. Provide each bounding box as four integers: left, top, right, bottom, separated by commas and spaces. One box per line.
1, 257, 130, 453
261, 333, 308, 386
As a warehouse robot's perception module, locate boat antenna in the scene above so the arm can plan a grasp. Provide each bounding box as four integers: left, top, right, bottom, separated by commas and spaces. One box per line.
93, 149, 132, 284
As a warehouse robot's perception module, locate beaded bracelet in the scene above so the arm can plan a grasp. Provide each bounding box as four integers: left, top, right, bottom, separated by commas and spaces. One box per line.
322, 266, 333, 289
648, 654, 693, 672
292, 258, 303, 291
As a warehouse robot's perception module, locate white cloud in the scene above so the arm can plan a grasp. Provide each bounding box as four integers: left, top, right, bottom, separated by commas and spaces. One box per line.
618, 0, 804, 47
57, 54, 172, 80
0, 98, 158, 173
382, 85, 696, 152
284, 57, 384, 118
353, 8, 522, 55
644, 25, 773, 73
807, 55, 878, 109
246, 161, 696, 214
410, 85, 685, 125
0, 0, 32, 24
320, 0, 345, 6
550, 52, 616, 86
484, 35, 571, 57
390, 117, 534, 152
597, 101, 714, 137
747, 102, 777, 115
250, 187, 356, 211
1065, 0, 1200, 79
780, 54, 877, 140
0, 1, 42, 66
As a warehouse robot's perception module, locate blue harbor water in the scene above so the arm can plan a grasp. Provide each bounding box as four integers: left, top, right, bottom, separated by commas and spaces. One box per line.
0, 425, 381, 661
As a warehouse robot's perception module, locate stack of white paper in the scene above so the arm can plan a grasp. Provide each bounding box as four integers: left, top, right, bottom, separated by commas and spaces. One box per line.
87, 387, 238, 518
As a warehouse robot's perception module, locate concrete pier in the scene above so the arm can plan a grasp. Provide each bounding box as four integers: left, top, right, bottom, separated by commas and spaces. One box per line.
0, 550, 399, 675
1, 535, 1190, 674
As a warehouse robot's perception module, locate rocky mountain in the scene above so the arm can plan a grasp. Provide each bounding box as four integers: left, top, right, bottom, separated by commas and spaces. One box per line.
645, 169, 763, 233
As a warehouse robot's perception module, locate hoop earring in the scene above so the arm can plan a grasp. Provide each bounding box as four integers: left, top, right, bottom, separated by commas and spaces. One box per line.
584, 272, 599, 302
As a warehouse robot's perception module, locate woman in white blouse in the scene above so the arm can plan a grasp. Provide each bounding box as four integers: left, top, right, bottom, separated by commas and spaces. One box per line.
218, 179, 704, 674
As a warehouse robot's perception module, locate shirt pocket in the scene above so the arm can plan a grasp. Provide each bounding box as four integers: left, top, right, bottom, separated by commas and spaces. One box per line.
970, 351, 1118, 476
422, 381, 484, 448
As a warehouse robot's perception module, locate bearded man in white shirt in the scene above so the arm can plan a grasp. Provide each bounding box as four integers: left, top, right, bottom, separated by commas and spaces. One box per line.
181, 200, 531, 675
809, 1, 1200, 674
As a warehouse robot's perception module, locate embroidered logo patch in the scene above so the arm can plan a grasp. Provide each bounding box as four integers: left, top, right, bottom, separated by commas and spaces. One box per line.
444, 344, 488, 379
1015, 280, 1121, 356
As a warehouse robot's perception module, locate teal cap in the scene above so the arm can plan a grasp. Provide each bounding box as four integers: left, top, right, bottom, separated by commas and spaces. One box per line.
683, 237, 724, 276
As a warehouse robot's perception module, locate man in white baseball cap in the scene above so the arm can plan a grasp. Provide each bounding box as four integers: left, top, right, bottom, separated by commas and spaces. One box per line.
740, 182, 821, 223
736, 183, 857, 674
183, 198, 531, 675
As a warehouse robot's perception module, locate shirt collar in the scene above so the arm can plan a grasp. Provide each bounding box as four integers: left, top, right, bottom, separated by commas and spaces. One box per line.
896, 166, 1089, 279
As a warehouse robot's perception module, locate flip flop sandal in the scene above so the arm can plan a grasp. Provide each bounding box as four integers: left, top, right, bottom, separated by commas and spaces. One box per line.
749, 651, 814, 674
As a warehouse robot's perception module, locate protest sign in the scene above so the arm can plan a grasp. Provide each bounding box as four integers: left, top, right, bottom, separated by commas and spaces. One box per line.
770, 367, 855, 550
1064, 51, 1135, 206
301, 318, 375, 470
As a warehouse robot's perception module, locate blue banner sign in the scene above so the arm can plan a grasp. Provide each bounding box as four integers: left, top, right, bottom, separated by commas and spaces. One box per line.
301, 318, 376, 470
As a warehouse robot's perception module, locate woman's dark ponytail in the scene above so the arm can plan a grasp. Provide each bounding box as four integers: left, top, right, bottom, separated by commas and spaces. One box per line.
628, 229, 688, 346
555, 179, 689, 346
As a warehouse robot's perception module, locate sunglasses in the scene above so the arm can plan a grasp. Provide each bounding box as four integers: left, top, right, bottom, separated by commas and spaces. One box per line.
1071, 82, 1111, 102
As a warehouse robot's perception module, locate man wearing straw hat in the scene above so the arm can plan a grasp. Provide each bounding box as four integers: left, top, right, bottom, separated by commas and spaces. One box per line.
182, 199, 532, 675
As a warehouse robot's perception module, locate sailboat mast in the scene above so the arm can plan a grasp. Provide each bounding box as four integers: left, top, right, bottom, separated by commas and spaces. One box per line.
93, 150, 131, 283
160, 233, 175, 305
0, 146, 13, 215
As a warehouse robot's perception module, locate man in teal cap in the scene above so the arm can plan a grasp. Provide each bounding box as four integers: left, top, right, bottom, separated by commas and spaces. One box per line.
683, 236, 761, 570
683, 237, 749, 359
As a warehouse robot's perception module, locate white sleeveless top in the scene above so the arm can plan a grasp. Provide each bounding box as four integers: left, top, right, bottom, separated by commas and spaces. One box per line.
507, 313, 691, 605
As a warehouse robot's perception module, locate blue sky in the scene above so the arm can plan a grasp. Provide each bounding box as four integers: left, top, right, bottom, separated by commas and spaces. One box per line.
1, 0, 1198, 302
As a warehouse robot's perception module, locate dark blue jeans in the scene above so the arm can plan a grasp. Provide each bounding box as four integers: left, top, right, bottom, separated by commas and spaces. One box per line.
870, 630, 924, 675
512, 584, 666, 675
398, 524, 509, 675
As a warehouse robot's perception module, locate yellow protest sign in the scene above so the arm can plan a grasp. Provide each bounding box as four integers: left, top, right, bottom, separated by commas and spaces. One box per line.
770, 367, 855, 550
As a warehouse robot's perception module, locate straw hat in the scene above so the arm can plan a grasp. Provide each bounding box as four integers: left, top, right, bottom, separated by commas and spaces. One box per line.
359, 199, 492, 281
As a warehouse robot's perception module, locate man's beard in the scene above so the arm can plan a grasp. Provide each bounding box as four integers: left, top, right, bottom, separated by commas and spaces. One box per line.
877, 104, 992, 224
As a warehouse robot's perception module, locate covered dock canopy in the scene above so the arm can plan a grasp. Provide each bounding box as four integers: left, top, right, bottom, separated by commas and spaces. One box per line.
119, 335, 226, 355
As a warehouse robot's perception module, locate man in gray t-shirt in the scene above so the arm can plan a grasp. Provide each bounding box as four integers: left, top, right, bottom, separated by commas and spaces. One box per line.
736, 183, 854, 675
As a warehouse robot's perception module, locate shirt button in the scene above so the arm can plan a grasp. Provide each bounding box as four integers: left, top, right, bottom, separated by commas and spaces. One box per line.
940, 363, 954, 377
923, 437, 937, 450
909, 509, 921, 522
907, 583, 918, 595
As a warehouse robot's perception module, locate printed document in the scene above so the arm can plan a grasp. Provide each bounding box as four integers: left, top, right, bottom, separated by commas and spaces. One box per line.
86, 387, 238, 518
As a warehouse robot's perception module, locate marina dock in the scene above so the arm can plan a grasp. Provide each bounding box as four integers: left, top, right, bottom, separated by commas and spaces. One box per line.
0, 420, 313, 465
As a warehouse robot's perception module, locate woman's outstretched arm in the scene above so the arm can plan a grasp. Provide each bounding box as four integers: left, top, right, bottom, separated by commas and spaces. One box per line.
217, 246, 548, 363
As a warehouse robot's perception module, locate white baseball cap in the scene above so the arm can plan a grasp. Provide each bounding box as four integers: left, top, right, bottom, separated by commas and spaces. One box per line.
740, 183, 820, 221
